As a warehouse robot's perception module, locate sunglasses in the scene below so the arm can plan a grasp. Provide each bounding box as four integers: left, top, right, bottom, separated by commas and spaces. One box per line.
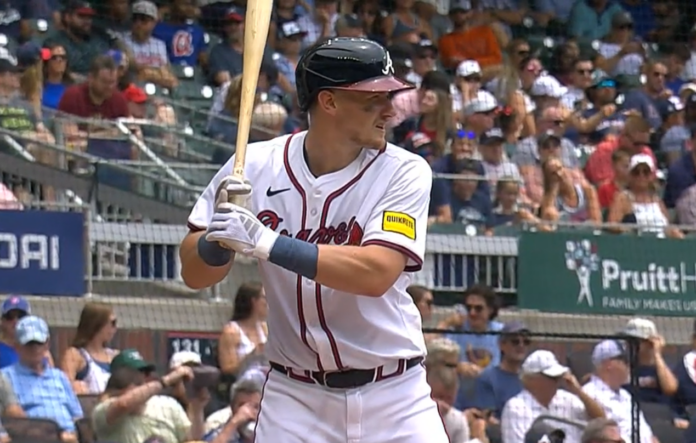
617, 24, 633, 30
2, 311, 27, 321
465, 304, 485, 313
464, 75, 482, 82
457, 129, 477, 140
50, 55, 67, 61
631, 167, 651, 177
508, 337, 532, 346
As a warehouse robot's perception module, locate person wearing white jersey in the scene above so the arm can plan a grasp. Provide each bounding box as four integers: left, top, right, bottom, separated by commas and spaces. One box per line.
180, 37, 447, 443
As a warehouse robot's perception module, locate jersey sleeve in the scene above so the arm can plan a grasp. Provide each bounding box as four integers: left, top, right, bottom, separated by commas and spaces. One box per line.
361, 156, 432, 272
187, 155, 235, 231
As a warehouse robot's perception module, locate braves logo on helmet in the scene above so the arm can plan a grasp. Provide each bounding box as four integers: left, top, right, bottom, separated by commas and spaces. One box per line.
172, 31, 193, 57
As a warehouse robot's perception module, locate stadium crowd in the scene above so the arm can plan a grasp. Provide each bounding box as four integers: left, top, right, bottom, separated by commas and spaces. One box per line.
3, 0, 696, 442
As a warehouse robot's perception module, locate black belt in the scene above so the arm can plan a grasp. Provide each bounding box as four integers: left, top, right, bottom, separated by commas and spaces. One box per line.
270, 357, 423, 389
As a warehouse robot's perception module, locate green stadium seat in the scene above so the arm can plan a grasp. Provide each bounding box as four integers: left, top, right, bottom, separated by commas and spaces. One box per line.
492, 225, 522, 236
576, 38, 600, 60
172, 81, 214, 102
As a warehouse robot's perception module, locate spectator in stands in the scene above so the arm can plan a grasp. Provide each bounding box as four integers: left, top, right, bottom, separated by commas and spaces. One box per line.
2, 316, 84, 442
469, 321, 529, 419
584, 115, 655, 186
595, 12, 644, 77
299, 0, 339, 46
383, 0, 430, 44
548, 41, 581, 86
502, 350, 605, 443
493, 56, 542, 139
269, 0, 303, 49
427, 365, 485, 443
208, 7, 280, 87
567, 0, 624, 40
15, 43, 49, 122
167, 351, 216, 419
413, 0, 449, 42
561, 57, 594, 110
334, 14, 365, 38
461, 91, 498, 137
479, 127, 523, 191
581, 418, 623, 443
406, 284, 434, 327
447, 158, 495, 231
57, 55, 129, 150
0, 370, 23, 423
110, 348, 156, 377
251, 101, 288, 140
61, 302, 119, 395
391, 83, 453, 149
515, 110, 587, 205
453, 60, 484, 118
204, 379, 261, 443
405, 40, 438, 87
124, 1, 178, 90
208, 74, 254, 150
402, 131, 439, 164
622, 60, 667, 130
570, 71, 625, 144
93, 363, 207, 443
438, 0, 502, 72
662, 43, 690, 95
657, 96, 689, 165
153, 0, 209, 67
0, 297, 54, 369
664, 127, 696, 209
606, 154, 683, 237
425, 338, 460, 370
530, 75, 568, 113
597, 147, 631, 209
491, 179, 541, 228
218, 282, 268, 378
272, 20, 306, 91
354, 0, 386, 44
582, 340, 654, 443
0, 183, 22, 210
389, 69, 449, 128
671, 320, 696, 420
45, 0, 120, 76
440, 284, 503, 376
42, 42, 74, 110
93, 0, 132, 39
539, 155, 602, 224
620, 319, 679, 409
0, 0, 30, 43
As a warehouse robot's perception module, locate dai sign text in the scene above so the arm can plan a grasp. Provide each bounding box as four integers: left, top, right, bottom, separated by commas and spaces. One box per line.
0, 233, 61, 270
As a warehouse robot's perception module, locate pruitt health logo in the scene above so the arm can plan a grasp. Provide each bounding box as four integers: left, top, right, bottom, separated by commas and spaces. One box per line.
565, 240, 600, 306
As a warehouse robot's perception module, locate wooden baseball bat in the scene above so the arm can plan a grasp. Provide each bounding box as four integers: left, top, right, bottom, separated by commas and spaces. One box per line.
228, 0, 273, 202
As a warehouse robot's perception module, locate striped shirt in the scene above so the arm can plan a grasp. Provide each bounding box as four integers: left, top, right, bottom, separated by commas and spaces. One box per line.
123, 33, 169, 68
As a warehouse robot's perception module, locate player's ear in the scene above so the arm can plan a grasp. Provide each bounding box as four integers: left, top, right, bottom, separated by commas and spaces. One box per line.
316, 90, 338, 115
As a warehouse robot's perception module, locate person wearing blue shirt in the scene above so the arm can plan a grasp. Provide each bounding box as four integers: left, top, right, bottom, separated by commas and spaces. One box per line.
450, 159, 494, 234
619, 0, 655, 39
568, 0, 625, 40
469, 321, 530, 418
2, 316, 83, 434
663, 141, 696, 208
271, 21, 305, 90
621, 61, 666, 130
204, 379, 262, 443
670, 320, 696, 421
152, 0, 208, 67
0, 297, 31, 369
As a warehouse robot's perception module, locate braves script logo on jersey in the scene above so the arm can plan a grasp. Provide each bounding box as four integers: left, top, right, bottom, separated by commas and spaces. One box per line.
258, 210, 364, 245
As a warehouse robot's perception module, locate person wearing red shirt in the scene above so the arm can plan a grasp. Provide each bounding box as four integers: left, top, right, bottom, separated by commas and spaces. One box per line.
597, 147, 631, 209
584, 115, 656, 186
57, 54, 129, 151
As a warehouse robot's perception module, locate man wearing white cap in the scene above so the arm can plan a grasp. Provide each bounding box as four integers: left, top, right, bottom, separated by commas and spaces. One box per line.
620, 319, 678, 407
501, 350, 605, 443
582, 340, 656, 443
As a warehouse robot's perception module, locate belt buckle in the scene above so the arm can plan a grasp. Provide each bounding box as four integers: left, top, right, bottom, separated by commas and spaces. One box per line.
318, 370, 334, 387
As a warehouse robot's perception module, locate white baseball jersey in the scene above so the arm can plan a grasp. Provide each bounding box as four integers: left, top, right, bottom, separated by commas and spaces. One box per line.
188, 131, 431, 371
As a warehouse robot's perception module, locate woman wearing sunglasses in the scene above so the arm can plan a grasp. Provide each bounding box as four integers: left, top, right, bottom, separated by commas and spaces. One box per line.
606, 154, 683, 238
42, 42, 73, 110
60, 302, 120, 394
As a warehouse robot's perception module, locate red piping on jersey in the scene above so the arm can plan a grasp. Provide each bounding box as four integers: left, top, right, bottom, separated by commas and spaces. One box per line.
315, 147, 385, 371
250, 369, 270, 443
283, 134, 324, 371
362, 239, 423, 272
187, 222, 204, 232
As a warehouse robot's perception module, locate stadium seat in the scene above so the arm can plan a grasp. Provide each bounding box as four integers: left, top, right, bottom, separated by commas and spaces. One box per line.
640, 402, 674, 428
649, 420, 684, 443
3, 417, 62, 442
173, 81, 214, 102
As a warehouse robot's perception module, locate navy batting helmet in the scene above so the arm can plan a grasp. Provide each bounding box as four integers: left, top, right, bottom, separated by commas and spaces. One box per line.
295, 37, 414, 112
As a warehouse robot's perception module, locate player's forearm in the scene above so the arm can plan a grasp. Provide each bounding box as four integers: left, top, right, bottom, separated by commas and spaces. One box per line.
179, 231, 233, 289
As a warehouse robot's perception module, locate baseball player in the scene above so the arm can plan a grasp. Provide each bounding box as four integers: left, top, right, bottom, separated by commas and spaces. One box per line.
180, 37, 448, 443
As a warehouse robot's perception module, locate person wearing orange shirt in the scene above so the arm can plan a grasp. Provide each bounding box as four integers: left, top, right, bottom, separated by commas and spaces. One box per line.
438, 0, 502, 77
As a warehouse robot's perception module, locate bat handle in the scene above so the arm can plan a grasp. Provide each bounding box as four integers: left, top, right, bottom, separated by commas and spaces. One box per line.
215, 195, 246, 250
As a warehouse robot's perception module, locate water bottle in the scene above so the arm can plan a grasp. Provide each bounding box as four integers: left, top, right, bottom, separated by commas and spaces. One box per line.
239, 421, 256, 440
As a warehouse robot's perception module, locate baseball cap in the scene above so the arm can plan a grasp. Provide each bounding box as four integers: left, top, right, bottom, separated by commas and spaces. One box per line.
16, 42, 51, 68
656, 96, 684, 120
169, 351, 202, 369
621, 318, 657, 340
106, 49, 127, 67
2, 296, 30, 315
450, 0, 472, 12
225, 6, 244, 22
456, 60, 481, 78
501, 320, 530, 335
132, 0, 158, 20
589, 69, 612, 88
415, 39, 437, 56
611, 11, 633, 28
404, 132, 436, 159
538, 130, 561, 146
123, 84, 148, 104
531, 75, 568, 99
64, 0, 96, 15
661, 125, 690, 153
15, 316, 49, 345
629, 153, 655, 171
591, 340, 627, 366
480, 128, 505, 144
279, 21, 307, 39
521, 350, 568, 378
420, 70, 451, 94
111, 349, 156, 372
454, 158, 481, 174
463, 90, 498, 116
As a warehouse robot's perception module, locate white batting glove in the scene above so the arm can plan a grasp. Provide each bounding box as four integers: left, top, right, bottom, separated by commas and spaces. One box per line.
215, 176, 252, 210
205, 206, 279, 260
